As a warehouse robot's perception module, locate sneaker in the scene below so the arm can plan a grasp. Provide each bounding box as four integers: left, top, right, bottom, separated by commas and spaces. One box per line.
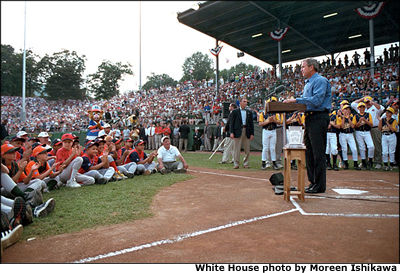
97, 177, 108, 184
113, 173, 123, 181
272, 162, 280, 170
218, 161, 227, 164
46, 179, 58, 191
34, 198, 55, 218
1, 224, 23, 250
126, 172, 135, 178
144, 170, 151, 175
173, 168, 187, 173
265, 162, 272, 168
338, 161, 343, 168
159, 168, 168, 175
117, 171, 128, 180
151, 169, 157, 174
12, 197, 26, 227
375, 163, 382, 169
383, 165, 390, 171
66, 179, 81, 188
276, 162, 283, 169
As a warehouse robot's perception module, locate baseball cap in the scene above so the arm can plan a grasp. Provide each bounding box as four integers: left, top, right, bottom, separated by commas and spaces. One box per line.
52, 138, 62, 146
91, 105, 102, 112
61, 133, 74, 141
342, 104, 350, 110
95, 138, 106, 144
112, 138, 122, 145
386, 107, 395, 114
38, 132, 49, 138
126, 138, 134, 142
364, 96, 373, 102
357, 102, 366, 108
340, 100, 349, 105
32, 145, 52, 157
11, 136, 26, 143
16, 131, 28, 138
85, 140, 99, 149
161, 136, 170, 143
1, 143, 19, 156
103, 123, 111, 128
134, 139, 146, 146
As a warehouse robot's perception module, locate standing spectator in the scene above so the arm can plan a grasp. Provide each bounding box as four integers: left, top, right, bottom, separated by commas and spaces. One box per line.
229, 97, 255, 169
147, 122, 156, 150
172, 123, 180, 147
111, 123, 121, 139
192, 128, 201, 151
353, 51, 360, 67
344, 54, 349, 67
364, 48, 371, 66
212, 121, 223, 152
154, 122, 163, 150
122, 126, 131, 141
383, 48, 389, 63
388, 44, 395, 61
179, 120, 191, 152
1, 120, 9, 141
203, 121, 212, 151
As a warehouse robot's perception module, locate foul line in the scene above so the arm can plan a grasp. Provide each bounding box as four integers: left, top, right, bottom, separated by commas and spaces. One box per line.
290, 197, 399, 218
72, 208, 298, 263
190, 169, 266, 181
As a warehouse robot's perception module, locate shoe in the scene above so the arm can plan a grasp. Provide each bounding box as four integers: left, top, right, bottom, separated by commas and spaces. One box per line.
113, 173, 123, 181
332, 165, 339, 171
374, 163, 382, 169
338, 161, 343, 168
12, 197, 26, 227
305, 184, 315, 191
23, 203, 33, 226
34, 198, 55, 218
276, 162, 283, 169
261, 165, 267, 170
265, 162, 272, 168
117, 171, 128, 180
126, 172, 135, 178
159, 168, 168, 175
66, 179, 81, 188
173, 168, 187, 173
46, 179, 58, 191
353, 162, 361, 170
218, 161, 227, 164
233, 165, 239, 169
305, 186, 325, 194
1, 224, 23, 250
97, 177, 108, 184
383, 165, 390, 171
144, 170, 151, 175
243, 165, 249, 169
272, 162, 279, 170
151, 169, 157, 174
343, 161, 349, 170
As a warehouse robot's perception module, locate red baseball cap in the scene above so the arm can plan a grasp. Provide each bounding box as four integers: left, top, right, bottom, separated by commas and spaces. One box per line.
32, 145, 52, 157
61, 133, 74, 141
1, 143, 19, 156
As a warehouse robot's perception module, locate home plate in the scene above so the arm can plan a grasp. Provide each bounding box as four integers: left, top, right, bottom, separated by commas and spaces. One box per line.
332, 189, 368, 195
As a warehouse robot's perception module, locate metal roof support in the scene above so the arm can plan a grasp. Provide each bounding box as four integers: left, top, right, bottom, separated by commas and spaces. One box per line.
369, 19, 375, 78
248, 1, 330, 55
278, 40, 282, 80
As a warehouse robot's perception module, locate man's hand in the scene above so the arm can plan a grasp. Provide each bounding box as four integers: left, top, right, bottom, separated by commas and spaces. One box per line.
283, 99, 296, 103
230, 133, 235, 139
250, 135, 254, 141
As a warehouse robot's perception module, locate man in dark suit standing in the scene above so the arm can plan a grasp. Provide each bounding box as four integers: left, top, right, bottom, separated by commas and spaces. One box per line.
229, 97, 255, 169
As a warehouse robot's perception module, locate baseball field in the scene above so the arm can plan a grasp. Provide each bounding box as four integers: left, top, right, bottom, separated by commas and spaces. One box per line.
2, 152, 399, 263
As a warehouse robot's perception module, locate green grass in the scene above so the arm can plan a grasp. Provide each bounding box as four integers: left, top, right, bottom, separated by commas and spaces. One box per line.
23, 173, 191, 240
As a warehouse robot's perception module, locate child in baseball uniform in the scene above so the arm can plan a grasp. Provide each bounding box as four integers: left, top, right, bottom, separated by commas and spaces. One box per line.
379, 107, 398, 171
354, 102, 374, 170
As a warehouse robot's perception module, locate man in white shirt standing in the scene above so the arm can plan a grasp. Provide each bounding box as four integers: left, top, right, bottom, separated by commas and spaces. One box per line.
351, 96, 384, 169
157, 136, 188, 174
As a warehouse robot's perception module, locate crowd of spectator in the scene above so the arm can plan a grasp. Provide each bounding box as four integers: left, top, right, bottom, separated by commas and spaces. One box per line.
1, 48, 398, 137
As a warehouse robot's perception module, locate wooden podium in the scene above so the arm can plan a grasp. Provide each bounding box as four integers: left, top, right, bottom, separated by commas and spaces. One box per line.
266, 101, 307, 201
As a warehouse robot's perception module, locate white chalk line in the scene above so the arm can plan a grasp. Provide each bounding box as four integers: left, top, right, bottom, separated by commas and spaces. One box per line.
307, 195, 399, 200
290, 197, 399, 218
72, 208, 299, 263
190, 169, 266, 181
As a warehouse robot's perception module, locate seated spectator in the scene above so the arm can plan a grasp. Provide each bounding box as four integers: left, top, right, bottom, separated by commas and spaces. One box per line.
157, 136, 188, 174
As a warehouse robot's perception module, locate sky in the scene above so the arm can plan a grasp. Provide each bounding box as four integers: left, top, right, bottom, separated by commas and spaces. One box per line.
1, 1, 398, 94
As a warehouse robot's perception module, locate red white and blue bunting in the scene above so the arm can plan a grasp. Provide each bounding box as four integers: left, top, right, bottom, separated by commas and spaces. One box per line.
269, 27, 289, 41
210, 45, 223, 57
355, 2, 385, 19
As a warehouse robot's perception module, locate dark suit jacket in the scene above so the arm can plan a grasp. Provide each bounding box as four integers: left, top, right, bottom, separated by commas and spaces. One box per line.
229, 108, 254, 138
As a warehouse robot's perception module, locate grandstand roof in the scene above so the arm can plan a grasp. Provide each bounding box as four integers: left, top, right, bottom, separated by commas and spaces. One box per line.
177, 1, 400, 66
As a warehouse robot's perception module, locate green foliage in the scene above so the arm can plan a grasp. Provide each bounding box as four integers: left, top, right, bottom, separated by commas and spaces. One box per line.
219, 62, 260, 82
1, 44, 42, 97
181, 51, 215, 82
87, 61, 133, 100
142, 72, 177, 90
40, 50, 87, 100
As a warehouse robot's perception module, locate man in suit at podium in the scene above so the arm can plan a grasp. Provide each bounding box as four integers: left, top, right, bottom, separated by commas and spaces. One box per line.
283, 58, 331, 193
229, 97, 255, 169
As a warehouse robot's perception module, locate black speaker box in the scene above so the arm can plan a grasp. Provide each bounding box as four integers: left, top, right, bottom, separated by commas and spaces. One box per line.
222, 102, 230, 118
269, 172, 284, 185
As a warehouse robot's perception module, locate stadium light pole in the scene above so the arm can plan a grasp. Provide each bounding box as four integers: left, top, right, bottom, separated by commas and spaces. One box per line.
21, 1, 27, 123
139, 1, 142, 92
369, 19, 375, 78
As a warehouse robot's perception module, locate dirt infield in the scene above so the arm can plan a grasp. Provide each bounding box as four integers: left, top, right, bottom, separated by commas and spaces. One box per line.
2, 166, 399, 263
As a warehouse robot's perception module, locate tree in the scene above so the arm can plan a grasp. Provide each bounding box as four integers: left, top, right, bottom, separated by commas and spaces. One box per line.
181, 52, 214, 82
40, 50, 87, 100
87, 61, 133, 100
1, 44, 42, 97
219, 62, 260, 82
142, 73, 177, 90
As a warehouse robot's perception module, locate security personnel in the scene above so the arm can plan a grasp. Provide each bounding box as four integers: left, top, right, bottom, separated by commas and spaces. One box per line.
326, 108, 340, 171
337, 104, 361, 170
379, 107, 398, 171
354, 102, 374, 170
259, 97, 281, 170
